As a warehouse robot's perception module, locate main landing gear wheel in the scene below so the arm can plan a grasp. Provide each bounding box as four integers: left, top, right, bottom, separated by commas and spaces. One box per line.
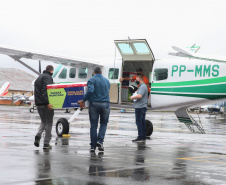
56, 118, 69, 137
146, 120, 153, 137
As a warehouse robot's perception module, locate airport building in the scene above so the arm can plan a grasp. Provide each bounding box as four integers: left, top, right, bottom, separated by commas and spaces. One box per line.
0, 68, 36, 105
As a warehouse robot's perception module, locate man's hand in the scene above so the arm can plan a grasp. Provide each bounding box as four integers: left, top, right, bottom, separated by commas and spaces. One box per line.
47, 104, 54, 110
119, 78, 124, 82
77, 100, 85, 109
129, 96, 133, 100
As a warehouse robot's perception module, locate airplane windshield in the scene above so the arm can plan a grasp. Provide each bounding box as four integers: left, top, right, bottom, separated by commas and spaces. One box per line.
52, 64, 62, 78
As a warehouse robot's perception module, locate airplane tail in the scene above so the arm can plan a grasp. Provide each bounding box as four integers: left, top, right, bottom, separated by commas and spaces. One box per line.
0, 82, 10, 96
169, 45, 226, 63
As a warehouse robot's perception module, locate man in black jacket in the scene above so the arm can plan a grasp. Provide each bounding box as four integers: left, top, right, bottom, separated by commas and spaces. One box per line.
34, 65, 54, 149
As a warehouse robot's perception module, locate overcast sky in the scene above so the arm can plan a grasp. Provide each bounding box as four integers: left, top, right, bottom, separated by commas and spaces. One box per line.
0, 0, 226, 76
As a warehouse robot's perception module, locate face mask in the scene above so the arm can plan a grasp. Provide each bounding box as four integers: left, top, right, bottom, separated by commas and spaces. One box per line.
50, 72, 53, 76
137, 73, 141, 75
135, 80, 140, 85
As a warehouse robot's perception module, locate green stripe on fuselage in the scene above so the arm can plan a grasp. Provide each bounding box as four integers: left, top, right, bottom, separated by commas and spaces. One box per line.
152, 83, 226, 94
152, 76, 226, 87
151, 92, 226, 100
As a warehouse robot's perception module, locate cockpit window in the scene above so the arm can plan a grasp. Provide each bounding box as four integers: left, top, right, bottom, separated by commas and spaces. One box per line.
52, 64, 62, 78
59, 67, 67, 79
69, 68, 76, 78
118, 43, 134, 54
133, 43, 150, 54
108, 68, 119, 79
154, 68, 168, 81
79, 68, 88, 78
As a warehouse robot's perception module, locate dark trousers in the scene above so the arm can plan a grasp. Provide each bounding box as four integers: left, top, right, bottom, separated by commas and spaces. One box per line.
89, 102, 110, 149
135, 107, 147, 140
36, 105, 54, 144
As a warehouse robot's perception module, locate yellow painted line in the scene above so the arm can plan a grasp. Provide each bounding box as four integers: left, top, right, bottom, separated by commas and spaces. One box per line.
179, 156, 219, 160
178, 155, 226, 165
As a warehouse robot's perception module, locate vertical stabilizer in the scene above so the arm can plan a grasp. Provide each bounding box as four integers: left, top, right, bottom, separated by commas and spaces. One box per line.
0, 82, 10, 96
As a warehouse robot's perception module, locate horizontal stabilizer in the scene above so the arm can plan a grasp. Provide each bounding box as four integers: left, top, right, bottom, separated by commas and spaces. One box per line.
169, 46, 226, 63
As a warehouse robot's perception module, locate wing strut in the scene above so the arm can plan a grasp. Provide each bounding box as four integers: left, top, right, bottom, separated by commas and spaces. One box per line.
10, 55, 40, 75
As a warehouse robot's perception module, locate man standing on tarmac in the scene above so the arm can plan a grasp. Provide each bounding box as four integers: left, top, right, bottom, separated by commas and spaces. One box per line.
34, 65, 54, 149
129, 74, 148, 142
78, 66, 110, 153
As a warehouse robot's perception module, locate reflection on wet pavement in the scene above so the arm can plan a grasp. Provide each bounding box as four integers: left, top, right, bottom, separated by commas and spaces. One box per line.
0, 106, 226, 184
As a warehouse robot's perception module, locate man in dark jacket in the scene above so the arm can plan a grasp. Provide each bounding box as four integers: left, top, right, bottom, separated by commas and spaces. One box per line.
34, 65, 54, 149
78, 66, 110, 153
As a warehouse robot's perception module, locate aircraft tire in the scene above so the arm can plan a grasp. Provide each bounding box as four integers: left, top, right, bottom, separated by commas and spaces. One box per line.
56, 118, 69, 137
146, 120, 153, 137
30, 108, 34, 113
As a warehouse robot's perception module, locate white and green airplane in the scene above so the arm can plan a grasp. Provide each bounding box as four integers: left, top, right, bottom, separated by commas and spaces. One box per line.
0, 39, 225, 135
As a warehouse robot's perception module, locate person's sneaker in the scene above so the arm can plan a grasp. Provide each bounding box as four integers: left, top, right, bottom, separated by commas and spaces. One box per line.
43, 144, 52, 149
132, 138, 143, 142
90, 148, 95, 152
34, 136, 40, 147
96, 142, 104, 152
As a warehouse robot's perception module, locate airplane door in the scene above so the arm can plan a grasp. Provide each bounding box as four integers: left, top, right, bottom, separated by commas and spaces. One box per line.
114, 39, 155, 62
114, 39, 155, 104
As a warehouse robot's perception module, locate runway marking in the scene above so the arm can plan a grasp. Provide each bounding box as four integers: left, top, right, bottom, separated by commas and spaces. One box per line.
178, 155, 226, 165
0, 118, 40, 123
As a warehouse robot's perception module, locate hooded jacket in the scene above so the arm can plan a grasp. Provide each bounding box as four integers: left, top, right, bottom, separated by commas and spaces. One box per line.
34, 70, 53, 106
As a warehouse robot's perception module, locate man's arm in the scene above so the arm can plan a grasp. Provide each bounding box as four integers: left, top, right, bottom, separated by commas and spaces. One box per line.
129, 94, 142, 100
43, 76, 54, 110
129, 84, 146, 100
119, 77, 133, 82
82, 80, 94, 102
78, 80, 94, 108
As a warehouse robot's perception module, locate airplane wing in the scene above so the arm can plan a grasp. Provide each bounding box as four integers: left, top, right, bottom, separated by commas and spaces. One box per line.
169, 46, 226, 63
0, 45, 102, 67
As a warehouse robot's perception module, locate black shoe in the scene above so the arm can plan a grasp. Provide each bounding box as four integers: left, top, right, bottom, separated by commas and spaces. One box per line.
34, 136, 40, 147
43, 144, 52, 149
132, 138, 144, 142
96, 142, 104, 152
90, 148, 95, 152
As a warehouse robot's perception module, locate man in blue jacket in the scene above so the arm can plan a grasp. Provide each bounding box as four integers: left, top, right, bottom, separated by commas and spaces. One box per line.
78, 66, 110, 152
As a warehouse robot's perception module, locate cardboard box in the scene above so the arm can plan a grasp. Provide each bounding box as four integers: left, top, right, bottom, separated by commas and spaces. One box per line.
47, 83, 88, 109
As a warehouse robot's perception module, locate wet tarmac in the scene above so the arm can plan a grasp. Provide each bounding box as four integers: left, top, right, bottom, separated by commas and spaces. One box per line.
1, 105, 226, 185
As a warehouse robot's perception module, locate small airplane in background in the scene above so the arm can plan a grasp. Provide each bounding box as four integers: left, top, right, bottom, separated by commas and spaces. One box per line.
0, 39, 226, 136
0, 81, 34, 106
0, 82, 10, 96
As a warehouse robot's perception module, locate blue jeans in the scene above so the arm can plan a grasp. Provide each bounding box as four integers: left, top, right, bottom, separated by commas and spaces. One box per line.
89, 102, 110, 149
135, 107, 147, 140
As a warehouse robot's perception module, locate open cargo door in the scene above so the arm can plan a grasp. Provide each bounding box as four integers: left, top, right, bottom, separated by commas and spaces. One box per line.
114, 39, 155, 104
114, 39, 155, 62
